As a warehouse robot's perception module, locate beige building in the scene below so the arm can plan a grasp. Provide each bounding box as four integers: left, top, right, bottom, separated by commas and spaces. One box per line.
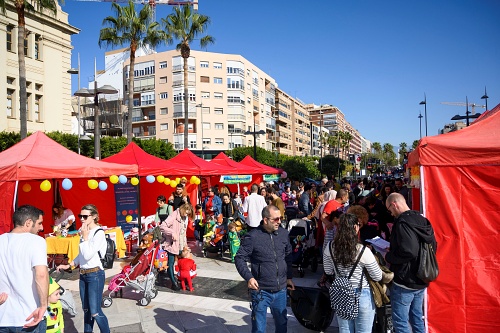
0, 2, 79, 134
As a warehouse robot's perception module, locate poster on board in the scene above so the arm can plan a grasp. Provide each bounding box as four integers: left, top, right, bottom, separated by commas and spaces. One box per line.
114, 183, 138, 233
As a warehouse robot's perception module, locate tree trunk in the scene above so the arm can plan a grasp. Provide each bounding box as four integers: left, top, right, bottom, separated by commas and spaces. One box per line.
127, 45, 136, 144
183, 56, 189, 149
17, 6, 27, 139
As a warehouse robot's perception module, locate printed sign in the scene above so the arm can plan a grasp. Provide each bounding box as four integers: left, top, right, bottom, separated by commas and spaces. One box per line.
114, 183, 138, 233
219, 175, 253, 184
263, 174, 280, 182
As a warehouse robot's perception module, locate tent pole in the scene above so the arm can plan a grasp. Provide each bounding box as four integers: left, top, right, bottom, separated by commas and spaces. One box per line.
137, 175, 142, 247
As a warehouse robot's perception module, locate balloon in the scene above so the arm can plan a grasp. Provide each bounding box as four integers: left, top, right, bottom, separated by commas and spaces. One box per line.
189, 176, 195, 184
146, 175, 155, 183
40, 180, 51, 192
22, 184, 31, 192
170, 181, 177, 188
157, 175, 165, 183
98, 181, 108, 191
131, 177, 139, 186
118, 175, 127, 184
125, 215, 132, 223
62, 178, 72, 190
194, 177, 201, 185
175, 177, 181, 183
88, 179, 98, 190
163, 178, 171, 186
109, 175, 119, 184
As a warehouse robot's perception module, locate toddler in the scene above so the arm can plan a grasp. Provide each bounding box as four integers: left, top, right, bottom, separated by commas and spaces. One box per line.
228, 222, 240, 262
210, 214, 226, 247
175, 247, 197, 291
193, 204, 205, 246
46, 277, 65, 333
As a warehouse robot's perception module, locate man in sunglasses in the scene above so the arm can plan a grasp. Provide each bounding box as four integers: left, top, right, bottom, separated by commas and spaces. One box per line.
235, 205, 295, 333
0, 205, 48, 332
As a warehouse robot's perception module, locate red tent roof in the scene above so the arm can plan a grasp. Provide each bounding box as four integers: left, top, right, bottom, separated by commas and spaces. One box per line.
102, 142, 199, 176
210, 152, 262, 174
408, 102, 500, 167
239, 156, 281, 174
167, 149, 237, 176
0, 132, 138, 181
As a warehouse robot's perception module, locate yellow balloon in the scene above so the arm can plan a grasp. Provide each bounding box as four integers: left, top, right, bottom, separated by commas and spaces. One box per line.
131, 177, 139, 186
163, 178, 171, 185
22, 184, 32, 192
175, 177, 181, 183
189, 176, 196, 184
125, 215, 132, 223
157, 175, 165, 183
194, 178, 201, 185
40, 180, 51, 192
88, 179, 98, 190
109, 175, 119, 184
170, 181, 177, 188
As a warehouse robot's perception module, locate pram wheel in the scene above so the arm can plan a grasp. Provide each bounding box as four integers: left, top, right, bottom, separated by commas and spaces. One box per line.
140, 296, 151, 306
149, 288, 158, 299
202, 250, 207, 257
102, 296, 113, 308
299, 267, 305, 278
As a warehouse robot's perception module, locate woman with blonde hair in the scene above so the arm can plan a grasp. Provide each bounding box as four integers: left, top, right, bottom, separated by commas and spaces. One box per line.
160, 203, 195, 290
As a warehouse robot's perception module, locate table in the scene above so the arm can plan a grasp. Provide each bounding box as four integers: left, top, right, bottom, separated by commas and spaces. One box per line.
46, 227, 127, 262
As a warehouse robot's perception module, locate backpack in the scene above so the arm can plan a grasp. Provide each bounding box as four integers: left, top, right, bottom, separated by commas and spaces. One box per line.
328, 242, 366, 320
95, 229, 116, 269
416, 242, 439, 283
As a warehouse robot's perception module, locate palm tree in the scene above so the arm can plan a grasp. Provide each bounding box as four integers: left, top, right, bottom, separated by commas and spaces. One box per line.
99, 1, 170, 143
161, 5, 215, 148
372, 142, 382, 155
0, 0, 58, 139
399, 142, 408, 165
412, 139, 420, 150
162, 5, 214, 150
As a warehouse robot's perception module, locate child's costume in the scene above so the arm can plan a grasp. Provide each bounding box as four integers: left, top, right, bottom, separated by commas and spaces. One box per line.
46, 278, 64, 333
175, 256, 197, 291
228, 231, 240, 262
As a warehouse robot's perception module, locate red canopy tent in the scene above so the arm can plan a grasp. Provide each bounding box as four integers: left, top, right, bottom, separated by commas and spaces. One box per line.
0, 132, 138, 234
239, 155, 282, 174
408, 103, 500, 333
168, 149, 237, 176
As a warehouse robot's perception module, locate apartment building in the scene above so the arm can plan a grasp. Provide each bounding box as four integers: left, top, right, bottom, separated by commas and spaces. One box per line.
0, 3, 79, 134
122, 49, 277, 159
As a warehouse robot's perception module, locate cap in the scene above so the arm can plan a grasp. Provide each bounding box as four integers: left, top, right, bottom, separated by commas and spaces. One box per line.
49, 276, 63, 296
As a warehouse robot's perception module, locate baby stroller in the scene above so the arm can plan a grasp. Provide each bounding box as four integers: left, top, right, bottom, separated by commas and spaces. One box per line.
287, 218, 318, 277
102, 240, 160, 307
202, 218, 229, 258
289, 286, 334, 332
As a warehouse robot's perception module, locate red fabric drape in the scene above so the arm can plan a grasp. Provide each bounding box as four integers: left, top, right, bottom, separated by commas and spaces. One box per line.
0, 182, 16, 233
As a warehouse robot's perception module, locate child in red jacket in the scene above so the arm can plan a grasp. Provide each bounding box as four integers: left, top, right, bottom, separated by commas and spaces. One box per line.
175, 247, 197, 291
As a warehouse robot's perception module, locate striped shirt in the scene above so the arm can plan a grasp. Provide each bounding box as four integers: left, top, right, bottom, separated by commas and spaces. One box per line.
323, 242, 382, 289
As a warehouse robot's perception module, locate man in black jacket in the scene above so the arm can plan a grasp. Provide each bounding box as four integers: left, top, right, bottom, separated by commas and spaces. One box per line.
168, 183, 190, 211
235, 205, 295, 333
385, 193, 437, 333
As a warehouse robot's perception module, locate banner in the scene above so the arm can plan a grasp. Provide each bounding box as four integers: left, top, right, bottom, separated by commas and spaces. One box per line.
264, 174, 280, 182
114, 183, 138, 233
219, 175, 252, 184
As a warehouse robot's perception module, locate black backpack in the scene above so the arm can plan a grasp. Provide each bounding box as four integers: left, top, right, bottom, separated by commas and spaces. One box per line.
95, 229, 116, 269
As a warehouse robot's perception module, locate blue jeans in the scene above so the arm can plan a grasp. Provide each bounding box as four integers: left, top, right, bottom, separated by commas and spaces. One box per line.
250, 289, 287, 333
390, 283, 425, 333
337, 288, 375, 333
0, 319, 46, 333
79, 269, 110, 333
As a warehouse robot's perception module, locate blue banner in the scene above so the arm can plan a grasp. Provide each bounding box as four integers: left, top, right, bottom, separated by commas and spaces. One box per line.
263, 174, 280, 182
114, 183, 138, 233
219, 175, 252, 184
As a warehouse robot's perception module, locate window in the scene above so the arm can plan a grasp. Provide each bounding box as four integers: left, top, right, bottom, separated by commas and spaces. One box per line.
7, 89, 14, 117
214, 77, 222, 84
160, 123, 168, 131
7, 77, 15, 85
213, 62, 222, 69
215, 138, 224, 145
202, 122, 211, 129
34, 34, 41, 60
159, 76, 167, 84
159, 92, 168, 99
202, 107, 210, 114
214, 108, 223, 115
201, 91, 210, 99
24, 37, 28, 57
159, 61, 167, 69
214, 92, 223, 99
6, 25, 13, 51
189, 140, 197, 149
203, 138, 211, 145
160, 107, 168, 115
215, 123, 224, 130
35, 84, 42, 91
200, 76, 209, 83
26, 93, 31, 120
200, 61, 209, 68
34, 95, 42, 121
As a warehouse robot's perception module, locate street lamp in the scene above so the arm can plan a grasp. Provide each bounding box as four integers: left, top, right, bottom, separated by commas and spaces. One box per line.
244, 109, 265, 160
74, 82, 118, 159
451, 96, 481, 127
418, 112, 423, 139
195, 103, 204, 158
67, 53, 81, 154
319, 111, 323, 173
481, 87, 489, 111
419, 94, 427, 136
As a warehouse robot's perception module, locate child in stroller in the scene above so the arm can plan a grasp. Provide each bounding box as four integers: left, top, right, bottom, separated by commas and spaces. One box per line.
202, 214, 229, 258
287, 218, 318, 277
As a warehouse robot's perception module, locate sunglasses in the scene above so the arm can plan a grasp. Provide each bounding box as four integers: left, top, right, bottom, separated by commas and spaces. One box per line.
78, 214, 91, 220
267, 217, 281, 223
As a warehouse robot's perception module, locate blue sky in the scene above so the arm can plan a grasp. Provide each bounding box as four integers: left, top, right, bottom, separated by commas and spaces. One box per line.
63, 0, 500, 149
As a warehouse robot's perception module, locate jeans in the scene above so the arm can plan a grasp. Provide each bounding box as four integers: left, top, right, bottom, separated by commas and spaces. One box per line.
0, 319, 46, 333
250, 288, 287, 333
167, 252, 178, 286
390, 283, 425, 333
337, 288, 375, 333
79, 269, 110, 333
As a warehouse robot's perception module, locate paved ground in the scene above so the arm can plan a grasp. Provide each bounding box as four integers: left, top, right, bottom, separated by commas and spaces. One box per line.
58, 241, 340, 332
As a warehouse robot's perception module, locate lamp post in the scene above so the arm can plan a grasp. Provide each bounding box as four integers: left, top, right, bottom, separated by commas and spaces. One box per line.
481, 87, 489, 111
319, 111, 323, 173
419, 94, 427, 136
74, 82, 118, 160
337, 131, 341, 180
196, 103, 204, 159
244, 109, 265, 160
418, 112, 423, 139
67, 53, 81, 154
451, 96, 481, 127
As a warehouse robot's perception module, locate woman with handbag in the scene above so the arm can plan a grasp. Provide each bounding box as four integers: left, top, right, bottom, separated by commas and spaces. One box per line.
323, 213, 382, 333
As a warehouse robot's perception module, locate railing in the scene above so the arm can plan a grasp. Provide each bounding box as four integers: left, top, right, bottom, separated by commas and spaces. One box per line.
173, 112, 196, 118
227, 114, 246, 121
172, 65, 196, 72
228, 128, 246, 134
133, 84, 155, 92
172, 80, 196, 87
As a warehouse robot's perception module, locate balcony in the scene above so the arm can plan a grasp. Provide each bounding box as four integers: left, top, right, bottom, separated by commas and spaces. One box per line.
227, 114, 246, 121
132, 115, 155, 123
172, 80, 196, 87
172, 65, 196, 72
228, 128, 246, 134
173, 111, 196, 119
133, 84, 155, 92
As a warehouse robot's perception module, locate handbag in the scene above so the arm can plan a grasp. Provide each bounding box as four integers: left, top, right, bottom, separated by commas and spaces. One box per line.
416, 242, 439, 283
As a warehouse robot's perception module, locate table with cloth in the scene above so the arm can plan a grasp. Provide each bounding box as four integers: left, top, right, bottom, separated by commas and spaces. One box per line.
46, 227, 127, 262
